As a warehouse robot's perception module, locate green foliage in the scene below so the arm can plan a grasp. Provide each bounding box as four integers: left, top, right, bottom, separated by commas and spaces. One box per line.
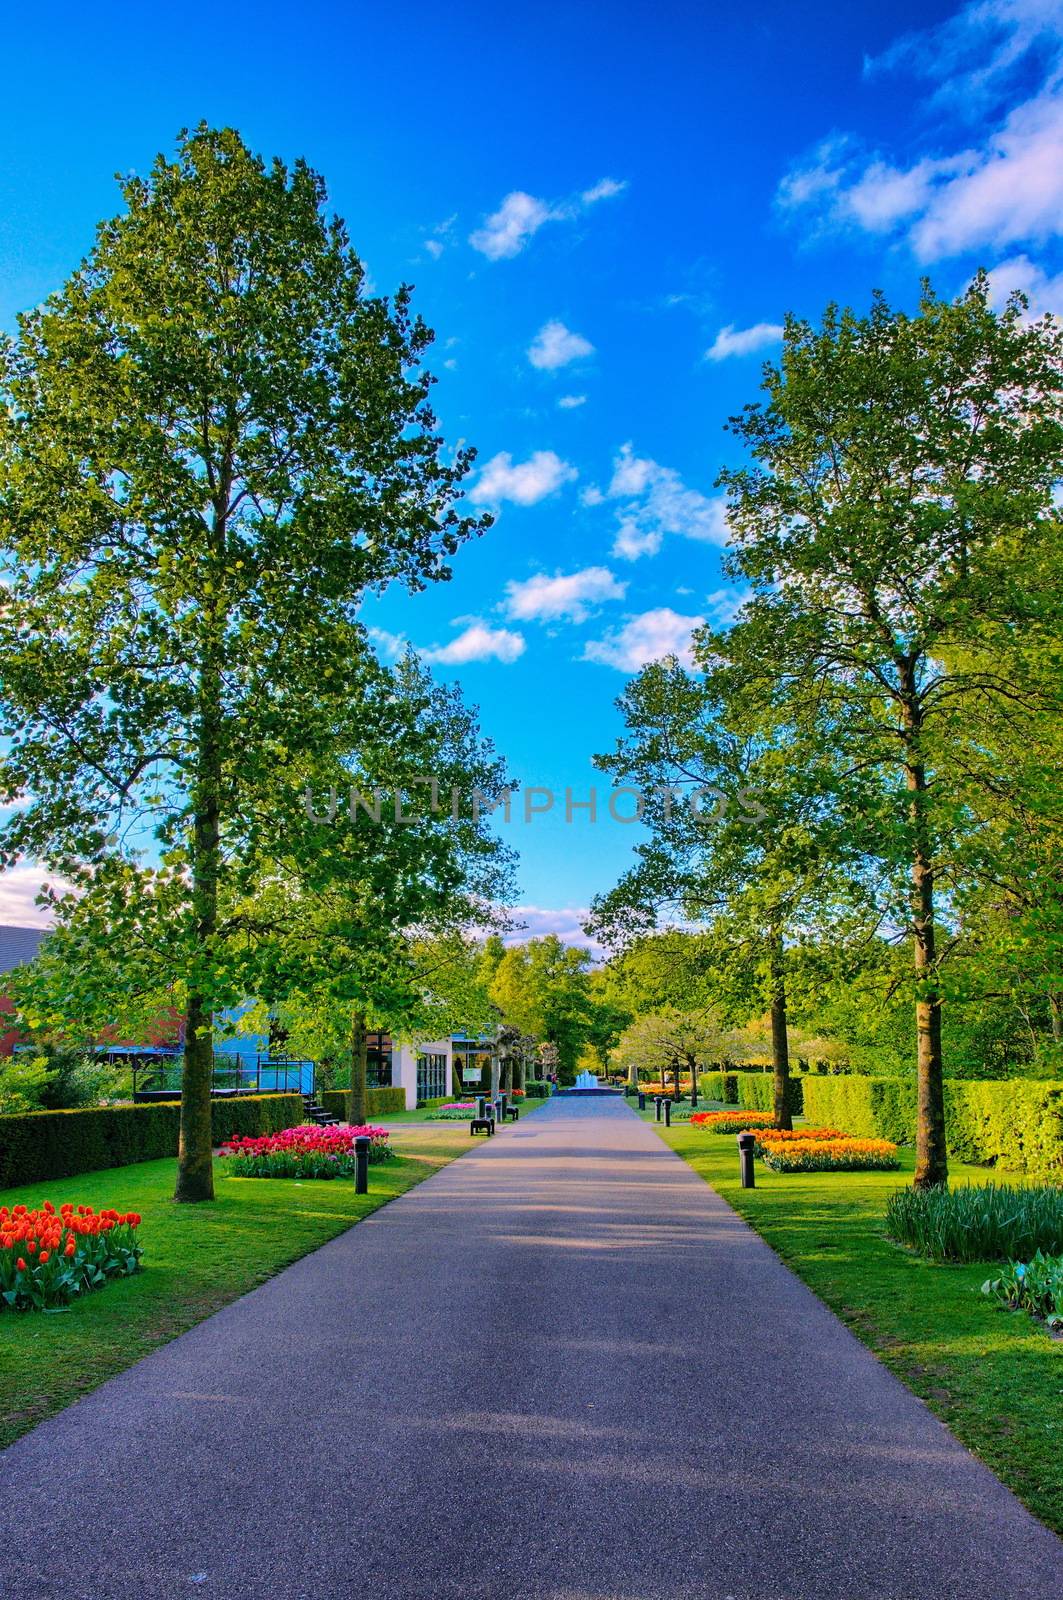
0, 1095, 302, 1188
886, 1183, 1063, 1264
803, 1076, 1063, 1176
737, 1071, 803, 1117
0, 1056, 57, 1116
0, 125, 490, 1199
982, 1252, 1063, 1327
489, 936, 600, 1074
320, 1087, 405, 1119
523, 1079, 550, 1098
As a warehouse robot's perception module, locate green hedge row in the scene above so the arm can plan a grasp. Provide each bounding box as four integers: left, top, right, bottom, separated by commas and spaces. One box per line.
699, 1071, 805, 1116
0, 1094, 304, 1190
524, 1079, 550, 1097
320, 1086, 407, 1120
801, 1076, 1063, 1176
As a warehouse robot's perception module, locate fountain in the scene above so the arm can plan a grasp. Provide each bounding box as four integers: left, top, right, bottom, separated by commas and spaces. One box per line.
557, 1068, 622, 1097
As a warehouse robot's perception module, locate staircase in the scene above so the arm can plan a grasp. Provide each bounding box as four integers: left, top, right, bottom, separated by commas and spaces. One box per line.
302, 1094, 340, 1127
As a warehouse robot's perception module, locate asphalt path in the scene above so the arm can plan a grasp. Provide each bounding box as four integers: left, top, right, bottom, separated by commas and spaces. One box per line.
2, 1095, 1060, 1600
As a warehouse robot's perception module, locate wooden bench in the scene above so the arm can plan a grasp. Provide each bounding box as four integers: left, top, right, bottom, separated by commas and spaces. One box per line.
470, 1116, 494, 1136
505, 1105, 519, 1121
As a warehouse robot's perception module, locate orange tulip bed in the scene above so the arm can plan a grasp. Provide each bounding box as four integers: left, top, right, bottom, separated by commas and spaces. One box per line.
759, 1137, 900, 1173
689, 1109, 775, 1134
0, 1202, 142, 1312
749, 1126, 844, 1156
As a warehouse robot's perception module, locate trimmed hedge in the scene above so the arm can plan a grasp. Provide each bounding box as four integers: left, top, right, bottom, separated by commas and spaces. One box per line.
736, 1072, 804, 1118
320, 1086, 407, 1120
801, 1076, 1063, 1176
0, 1094, 303, 1190
698, 1071, 804, 1116
524, 1080, 550, 1098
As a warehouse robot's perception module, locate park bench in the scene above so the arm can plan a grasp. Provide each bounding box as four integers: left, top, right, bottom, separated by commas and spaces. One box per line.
504, 1105, 519, 1121
470, 1114, 495, 1136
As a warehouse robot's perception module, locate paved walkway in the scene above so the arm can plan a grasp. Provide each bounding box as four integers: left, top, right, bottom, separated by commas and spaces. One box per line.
2, 1098, 1060, 1600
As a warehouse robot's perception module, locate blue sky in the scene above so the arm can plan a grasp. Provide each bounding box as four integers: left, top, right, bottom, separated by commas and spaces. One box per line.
2, 0, 1061, 941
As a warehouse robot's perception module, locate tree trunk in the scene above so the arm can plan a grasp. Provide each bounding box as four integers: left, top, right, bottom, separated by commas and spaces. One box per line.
174, 629, 224, 1203
902, 675, 948, 1188
347, 1009, 368, 1125
1049, 993, 1063, 1043
628, 1058, 639, 1094
770, 933, 793, 1131
688, 1052, 699, 1108
176, 993, 216, 1201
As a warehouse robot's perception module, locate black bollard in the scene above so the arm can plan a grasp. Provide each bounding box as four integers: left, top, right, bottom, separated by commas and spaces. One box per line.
477, 1095, 487, 1119
355, 1135, 370, 1194
638, 1091, 646, 1110
664, 1098, 672, 1127
654, 1095, 662, 1122
737, 1131, 756, 1188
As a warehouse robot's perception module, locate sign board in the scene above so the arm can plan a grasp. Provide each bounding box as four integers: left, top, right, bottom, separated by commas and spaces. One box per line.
463, 1066, 483, 1084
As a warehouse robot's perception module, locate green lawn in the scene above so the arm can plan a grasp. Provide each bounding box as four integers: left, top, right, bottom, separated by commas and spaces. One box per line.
0, 1121, 479, 1449
375, 1093, 549, 1124
649, 1111, 1063, 1534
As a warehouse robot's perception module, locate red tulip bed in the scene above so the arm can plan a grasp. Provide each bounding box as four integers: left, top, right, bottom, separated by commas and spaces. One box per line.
1, 1202, 143, 1313
219, 1124, 393, 1179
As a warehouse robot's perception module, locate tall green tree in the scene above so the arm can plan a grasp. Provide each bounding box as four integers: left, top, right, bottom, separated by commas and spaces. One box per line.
719, 279, 1063, 1183
590, 651, 869, 1129
0, 126, 488, 1200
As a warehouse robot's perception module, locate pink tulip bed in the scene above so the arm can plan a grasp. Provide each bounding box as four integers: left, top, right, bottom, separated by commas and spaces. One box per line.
219, 1124, 393, 1179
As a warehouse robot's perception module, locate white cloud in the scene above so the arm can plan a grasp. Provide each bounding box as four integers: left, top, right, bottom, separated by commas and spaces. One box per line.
420, 623, 526, 665
506, 905, 603, 955
779, 2, 1063, 261
366, 625, 407, 662
983, 252, 1063, 316
705, 321, 784, 361
0, 862, 64, 927
528, 319, 595, 370
503, 566, 627, 624
704, 587, 752, 627
469, 192, 558, 260
583, 607, 705, 672
422, 213, 457, 260
470, 450, 578, 507
603, 443, 731, 560
469, 177, 626, 260
582, 177, 627, 204
558, 394, 587, 409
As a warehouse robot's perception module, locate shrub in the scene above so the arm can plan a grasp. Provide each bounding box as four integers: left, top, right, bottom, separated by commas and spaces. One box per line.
761, 1137, 900, 1173
690, 1109, 775, 1134
0, 1094, 303, 1190
885, 1182, 1063, 1263
320, 1086, 407, 1120
0, 1202, 142, 1312
803, 1077, 1063, 1176
736, 1072, 804, 1118
219, 1124, 393, 1179
524, 1080, 550, 1097
982, 1251, 1063, 1327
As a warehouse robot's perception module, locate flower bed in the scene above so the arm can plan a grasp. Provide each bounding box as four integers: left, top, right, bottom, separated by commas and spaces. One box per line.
690, 1109, 775, 1134
982, 1251, 1063, 1329
760, 1137, 900, 1173
426, 1102, 477, 1121
1, 1201, 142, 1312
219, 1124, 393, 1179
752, 1126, 843, 1156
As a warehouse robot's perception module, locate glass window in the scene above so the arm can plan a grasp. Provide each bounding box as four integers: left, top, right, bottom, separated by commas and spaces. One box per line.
416, 1051, 448, 1103
366, 1032, 393, 1088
